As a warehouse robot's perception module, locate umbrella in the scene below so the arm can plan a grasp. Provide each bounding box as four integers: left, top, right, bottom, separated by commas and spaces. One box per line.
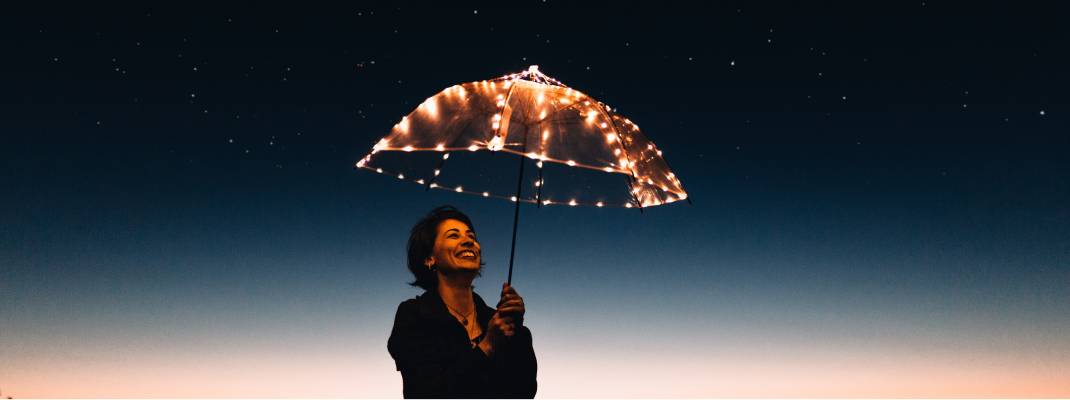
356, 65, 688, 283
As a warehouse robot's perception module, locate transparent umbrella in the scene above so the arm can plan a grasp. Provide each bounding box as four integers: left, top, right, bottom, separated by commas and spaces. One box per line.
356, 65, 689, 282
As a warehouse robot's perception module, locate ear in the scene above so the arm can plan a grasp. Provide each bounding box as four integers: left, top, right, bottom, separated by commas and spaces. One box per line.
424, 256, 435, 268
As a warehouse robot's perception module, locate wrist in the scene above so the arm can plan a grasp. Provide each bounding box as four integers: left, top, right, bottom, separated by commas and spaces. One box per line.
478, 337, 494, 356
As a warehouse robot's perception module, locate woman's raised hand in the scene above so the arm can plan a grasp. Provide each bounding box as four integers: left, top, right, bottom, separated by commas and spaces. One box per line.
479, 283, 525, 356
496, 282, 525, 328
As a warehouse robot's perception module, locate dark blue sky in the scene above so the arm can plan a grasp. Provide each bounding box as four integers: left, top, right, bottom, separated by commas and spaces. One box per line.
2, 1, 1068, 397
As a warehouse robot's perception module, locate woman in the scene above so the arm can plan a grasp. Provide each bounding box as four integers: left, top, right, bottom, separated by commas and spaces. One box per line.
388, 206, 538, 398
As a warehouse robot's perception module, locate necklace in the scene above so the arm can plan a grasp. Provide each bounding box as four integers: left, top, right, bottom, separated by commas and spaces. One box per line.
443, 302, 474, 326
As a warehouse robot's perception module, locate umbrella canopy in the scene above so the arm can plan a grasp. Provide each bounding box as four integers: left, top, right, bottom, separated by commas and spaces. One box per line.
356, 66, 687, 209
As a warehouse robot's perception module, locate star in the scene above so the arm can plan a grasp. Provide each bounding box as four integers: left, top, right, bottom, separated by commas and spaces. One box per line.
1039, 110, 1045, 116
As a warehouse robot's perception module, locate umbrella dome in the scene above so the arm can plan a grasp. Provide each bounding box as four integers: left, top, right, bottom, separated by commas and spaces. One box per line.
357, 65, 687, 209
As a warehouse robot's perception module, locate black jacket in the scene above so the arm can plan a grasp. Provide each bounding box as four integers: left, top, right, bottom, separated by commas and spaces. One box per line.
387, 290, 538, 398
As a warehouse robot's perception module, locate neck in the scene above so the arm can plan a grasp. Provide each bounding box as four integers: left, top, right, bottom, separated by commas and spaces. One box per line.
436, 270, 476, 315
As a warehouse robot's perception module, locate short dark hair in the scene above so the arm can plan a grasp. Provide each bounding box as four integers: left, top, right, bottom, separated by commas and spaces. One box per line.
406, 205, 479, 291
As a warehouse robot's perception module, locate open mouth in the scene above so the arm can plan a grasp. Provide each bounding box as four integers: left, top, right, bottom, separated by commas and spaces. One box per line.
456, 250, 478, 260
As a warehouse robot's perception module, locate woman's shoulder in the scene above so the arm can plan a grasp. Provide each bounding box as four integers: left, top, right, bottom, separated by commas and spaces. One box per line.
394, 291, 436, 317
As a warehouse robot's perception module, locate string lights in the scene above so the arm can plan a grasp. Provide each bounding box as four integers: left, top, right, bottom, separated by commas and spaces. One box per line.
356, 65, 687, 208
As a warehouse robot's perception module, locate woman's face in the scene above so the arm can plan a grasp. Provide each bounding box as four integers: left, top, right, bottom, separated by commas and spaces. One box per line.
428, 218, 481, 272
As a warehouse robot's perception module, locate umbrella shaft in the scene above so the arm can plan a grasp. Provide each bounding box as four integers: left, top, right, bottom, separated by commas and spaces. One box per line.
507, 152, 525, 285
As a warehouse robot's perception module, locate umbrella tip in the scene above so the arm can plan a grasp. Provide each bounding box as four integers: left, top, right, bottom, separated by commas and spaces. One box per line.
528, 65, 539, 73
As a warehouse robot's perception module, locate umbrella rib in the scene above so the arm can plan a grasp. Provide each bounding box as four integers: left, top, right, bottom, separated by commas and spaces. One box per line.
594, 102, 644, 211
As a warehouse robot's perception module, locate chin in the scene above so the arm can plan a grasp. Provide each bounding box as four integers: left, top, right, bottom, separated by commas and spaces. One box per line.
455, 263, 482, 273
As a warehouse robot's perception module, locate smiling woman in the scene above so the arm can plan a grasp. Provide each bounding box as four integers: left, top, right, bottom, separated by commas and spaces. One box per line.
387, 206, 538, 398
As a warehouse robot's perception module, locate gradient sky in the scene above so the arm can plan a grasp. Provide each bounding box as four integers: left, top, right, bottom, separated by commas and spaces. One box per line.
2, 1, 1069, 398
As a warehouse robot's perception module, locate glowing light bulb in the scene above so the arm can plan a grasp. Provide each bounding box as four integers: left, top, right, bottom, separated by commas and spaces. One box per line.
402, 145, 414, 152
483, 192, 490, 197
527, 152, 538, 159
430, 183, 438, 188
468, 144, 479, 151
543, 199, 552, 205
539, 110, 547, 119
511, 196, 517, 202
542, 129, 550, 140
625, 203, 633, 208
567, 160, 576, 166
443, 153, 450, 160
568, 199, 577, 206
424, 99, 437, 116
603, 167, 614, 172
376, 168, 383, 173
600, 122, 608, 128
416, 179, 425, 184
536, 161, 543, 168
488, 136, 504, 151
436, 144, 445, 151
456, 186, 463, 192
596, 202, 604, 207
398, 174, 405, 179
434, 169, 441, 176
373, 138, 389, 150
614, 149, 621, 156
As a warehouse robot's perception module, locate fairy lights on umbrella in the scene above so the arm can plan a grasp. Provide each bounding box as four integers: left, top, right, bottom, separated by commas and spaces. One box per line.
356, 65, 688, 209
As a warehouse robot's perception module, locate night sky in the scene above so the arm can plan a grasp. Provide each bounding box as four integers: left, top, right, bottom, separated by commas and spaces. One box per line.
2, 1, 1069, 397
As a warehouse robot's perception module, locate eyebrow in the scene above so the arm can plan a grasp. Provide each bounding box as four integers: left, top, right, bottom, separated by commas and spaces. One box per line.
445, 228, 475, 234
